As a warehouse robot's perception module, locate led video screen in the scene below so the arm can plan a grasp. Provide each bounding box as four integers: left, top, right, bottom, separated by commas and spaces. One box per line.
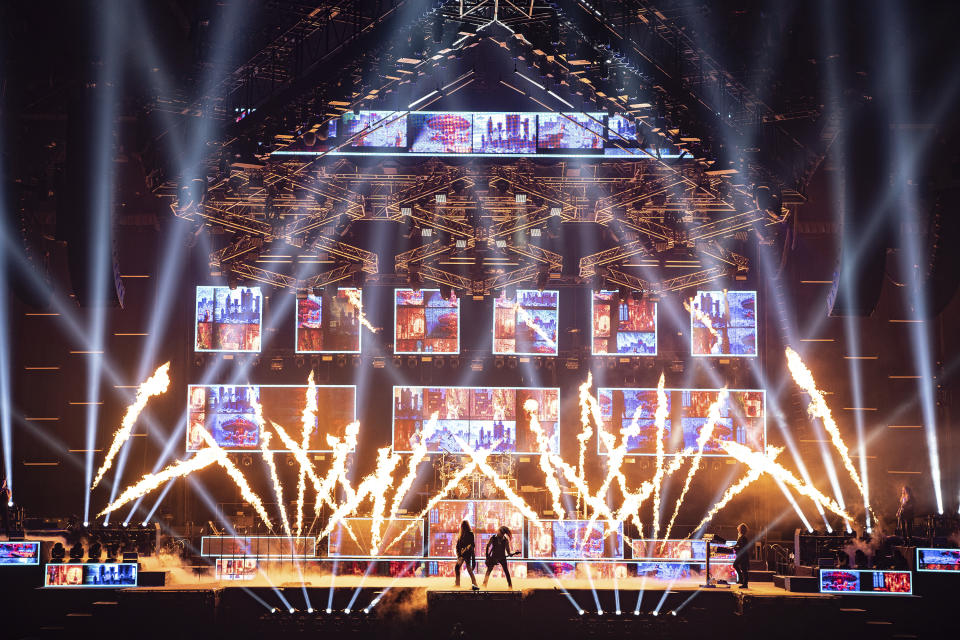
394, 289, 460, 354
393, 386, 559, 454
528, 521, 623, 559
473, 113, 536, 154
690, 290, 758, 357
45, 563, 137, 587
200, 536, 316, 557
493, 290, 559, 355
537, 113, 603, 151
630, 539, 706, 561
341, 111, 407, 148
428, 500, 526, 558
598, 388, 765, 455
0, 541, 40, 565
409, 112, 473, 153
606, 114, 640, 148
216, 558, 257, 581
296, 288, 362, 353
917, 547, 960, 572
328, 518, 425, 557
591, 291, 657, 355
820, 569, 912, 594
195, 286, 262, 352
187, 385, 356, 452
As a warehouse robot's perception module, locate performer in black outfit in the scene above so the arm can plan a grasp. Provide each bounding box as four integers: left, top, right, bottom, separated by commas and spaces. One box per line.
896, 485, 915, 542
483, 526, 519, 589
0, 478, 10, 536
733, 522, 750, 589
454, 520, 479, 590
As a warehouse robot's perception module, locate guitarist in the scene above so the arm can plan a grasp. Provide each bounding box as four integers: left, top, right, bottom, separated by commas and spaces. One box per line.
482, 526, 520, 589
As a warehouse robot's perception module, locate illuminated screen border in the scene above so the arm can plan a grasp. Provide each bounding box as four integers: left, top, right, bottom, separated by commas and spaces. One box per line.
595, 387, 766, 457
294, 287, 363, 355
391, 385, 561, 455
689, 289, 759, 358
194, 285, 264, 354
44, 562, 138, 588
393, 288, 461, 355
186, 384, 357, 453
916, 547, 960, 573
589, 291, 658, 357
527, 519, 624, 560
200, 536, 318, 558
491, 289, 560, 356
818, 569, 913, 595
0, 541, 40, 565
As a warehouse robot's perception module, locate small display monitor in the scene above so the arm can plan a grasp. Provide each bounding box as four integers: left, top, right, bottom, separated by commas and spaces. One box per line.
409, 112, 473, 153
493, 290, 559, 355
0, 541, 40, 565
690, 290, 758, 357
591, 291, 657, 355
296, 288, 363, 353
216, 558, 257, 581
195, 286, 263, 352
394, 289, 460, 354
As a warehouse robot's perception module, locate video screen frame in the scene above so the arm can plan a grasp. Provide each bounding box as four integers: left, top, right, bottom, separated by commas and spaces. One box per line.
916, 547, 960, 572
427, 499, 527, 558
492, 289, 560, 356
689, 289, 758, 358
528, 520, 624, 560
327, 518, 426, 558
215, 558, 258, 581
195, 285, 263, 353
819, 569, 913, 595
0, 541, 40, 565
472, 112, 537, 154
341, 111, 408, 148
393, 288, 461, 355
295, 287, 363, 354
44, 562, 138, 587
536, 112, 605, 152
200, 536, 317, 557
590, 291, 658, 356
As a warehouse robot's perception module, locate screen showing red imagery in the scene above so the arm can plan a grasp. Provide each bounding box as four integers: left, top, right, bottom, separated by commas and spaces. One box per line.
493, 290, 559, 355
394, 289, 460, 354
428, 500, 525, 557
296, 288, 362, 353
195, 286, 262, 352
592, 291, 657, 355
690, 290, 757, 357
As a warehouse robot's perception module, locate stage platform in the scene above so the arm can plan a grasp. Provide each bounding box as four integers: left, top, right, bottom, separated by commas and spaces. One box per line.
6, 573, 957, 640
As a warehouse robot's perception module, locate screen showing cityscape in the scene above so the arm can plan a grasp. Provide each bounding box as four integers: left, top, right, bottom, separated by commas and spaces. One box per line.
472, 113, 537, 154
597, 388, 765, 455
394, 289, 460, 354
296, 288, 363, 353
493, 290, 559, 355
690, 290, 758, 356
195, 286, 262, 352
392, 386, 560, 454
186, 385, 356, 452
591, 291, 657, 355
45, 563, 138, 587
537, 113, 604, 150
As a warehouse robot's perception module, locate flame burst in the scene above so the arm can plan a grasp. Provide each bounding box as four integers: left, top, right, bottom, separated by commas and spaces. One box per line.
527, 398, 565, 520
690, 446, 784, 535
344, 288, 379, 334
389, 412, 439, 521
98, 449, 218, 517
685, 297, 719, 338
576, 375, 597, 516
453, 435, 539, 523
650, 374, 668, 539
254, 397, 291, 537
514, 303, 557, 351
296, 371, 318, 536
91, 362, 171, 490
199, 429, 274, 530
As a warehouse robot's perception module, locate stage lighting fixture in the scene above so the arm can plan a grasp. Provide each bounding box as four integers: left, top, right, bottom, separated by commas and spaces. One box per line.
296, 289, 308, 301
271, 357, 284, 372
670, 611, 677, 616
307, 608, 315, 614
87, 542, 102, 562
353, 107, 360, 116
69, 542, 84, 561
228, 273, 239, 291
578, 609, 585, 616
495, 356, 505, 369
326, 608, 332, 614
336, 355, 346, 368
536, 270, 548, 292
241, 455, 253, 467
618, 285, 630, 303
288, 608, 295, 614
505, 284, 517, 300
296, 355, 305, 368
344, 608, 351, 614
409, 270, 423, 293
393, 356, 402, 368
439, 283, 453, 301
407, 356, 417, 368
652, 611, 658, 617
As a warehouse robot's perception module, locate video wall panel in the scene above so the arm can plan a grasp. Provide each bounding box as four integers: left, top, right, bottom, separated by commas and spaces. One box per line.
195, 286, 262, 352
45, 563, 138, 587
296, 288, 363, 353
0, 541, 40, 565
409, 112, 473, 153
528, 520, 623, 559
690, 290, 758, 357
200, 536, 316, 557
392, 386, 560, 454
473, 113, 537, 154
187, 385, 356, 452
493, 290, 559, 356
598, 388, 765, 456
328, 518, 424, 557
428, 500, 526, 558
216, 558, 257, 580
394, 289, 460, 354
591, 292, 657, 355
537, 112, 604, 151
341, 111, 407, 148
917, 547, 960, 572
819, 569, 912, 595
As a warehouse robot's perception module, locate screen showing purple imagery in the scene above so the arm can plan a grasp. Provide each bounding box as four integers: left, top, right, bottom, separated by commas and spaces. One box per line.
591, 291, 657, 355
680, 390, 765, 454
605, 114, 640, 148
528, 521, 623, 559
195, 286, 262, 352
493, 290, 559, 355
341, 111, 407, 148
394, 288, 460, 354
0, 541, 40, 565
690, 290, 758, 356
186, 384, 356, 452
409, 112, 473, 153
537, 113, 603, 151
473, 113, 537, 154
45, 563, 137, 587
392, 386, 560, 454
296, 288, 362, 353
597, 389, 672, 455
917, 547, 960, 572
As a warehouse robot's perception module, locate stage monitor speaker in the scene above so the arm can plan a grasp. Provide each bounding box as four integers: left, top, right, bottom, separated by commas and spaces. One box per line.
924, 186, 960, 317
827, 243, 887, 317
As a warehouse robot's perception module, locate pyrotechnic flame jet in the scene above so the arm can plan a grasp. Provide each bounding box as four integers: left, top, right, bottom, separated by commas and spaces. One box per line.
690, 446, 784, 536
388, 412, 440, 522
344, 288, 379, 334
198, 429, 274, 530
253, 397, 291, 537
452, 435, 539, 522
91, 362, 171, 490
527, 398, 565, 520
576, 375, 598, 515
513, 302, 557, 352
650, 374, 669, 539
98, 449, 219, 517
296, 371, 318, 536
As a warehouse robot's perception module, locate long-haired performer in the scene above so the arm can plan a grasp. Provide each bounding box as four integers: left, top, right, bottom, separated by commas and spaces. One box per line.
455, 520, 479, 590
483, 526, 520, 589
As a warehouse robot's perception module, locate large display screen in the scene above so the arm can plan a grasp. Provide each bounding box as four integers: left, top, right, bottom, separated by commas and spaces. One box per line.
195, 286, 262, 352
409, 112, 473, 153
528, 520, 623, 559
394, 289, 460, 354
690, 290, 758, 357
820, 569, 912, 594
473, 113, 536, 154
630, 539, 706, 561
216, 558, 257, 580
493, 290, 559, 356
428, 500, 526, 558
200, 536, 316, 557
591, 292, 657, 355
45, 563, 138, 587
606, 114, 640, 148
328, 518, 424, 557
917, 547, 960, 572
537, 113, 603, 151
393, 386, 559, 454
296, 288, 362, 353
598, 388, 765, 455
187, 385, 356, 452
0, 541, 40, 565
341, 111, 407, 148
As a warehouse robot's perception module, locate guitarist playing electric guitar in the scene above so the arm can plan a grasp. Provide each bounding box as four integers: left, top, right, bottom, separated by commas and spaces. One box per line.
483, 526, 521, 589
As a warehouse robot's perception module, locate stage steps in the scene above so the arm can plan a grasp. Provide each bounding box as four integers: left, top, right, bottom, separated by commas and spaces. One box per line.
748, 569, 775, 582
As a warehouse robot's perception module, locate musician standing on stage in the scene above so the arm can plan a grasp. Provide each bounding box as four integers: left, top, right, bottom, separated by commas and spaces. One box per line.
483, 526, 518, 589
454, 520, 479, 590
733, 522, 750, 589
896, 485, 915, 542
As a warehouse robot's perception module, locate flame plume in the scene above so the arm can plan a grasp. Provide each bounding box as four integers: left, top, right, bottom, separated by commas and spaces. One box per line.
453, 436, 539, 522
660, 390, 728, 547
691, 446, 784, 535
295, 371, 317, 536
685, 297, 719, 338
344, 288, 379, 333
254, 397, 291, 537
199, 429, 274, 530
527, 399, 565, 520
389, 412, 439, 521
514, 303, 557, 351
651, 374, 668, 539
91, 362, 171, 490
98, 449, 218, 517
576, 375, 597, 516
